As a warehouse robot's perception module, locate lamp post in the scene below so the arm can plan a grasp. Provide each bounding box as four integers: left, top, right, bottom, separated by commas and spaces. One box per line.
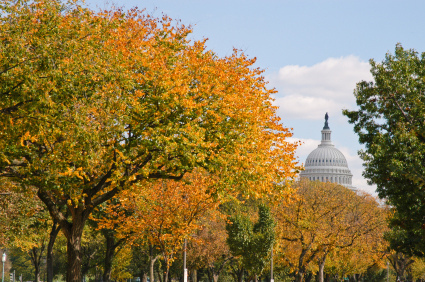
2, 252, 6, 282
183, 239, 187, 282
270, 246, 274, 282
387, 261, 389, 282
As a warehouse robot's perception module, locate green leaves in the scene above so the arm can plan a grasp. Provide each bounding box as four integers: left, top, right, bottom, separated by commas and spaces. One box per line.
343, 44, 425, 255
226, 204, 275, 277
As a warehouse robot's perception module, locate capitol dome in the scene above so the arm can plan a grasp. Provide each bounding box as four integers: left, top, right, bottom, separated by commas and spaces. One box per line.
300, 113, 355, 190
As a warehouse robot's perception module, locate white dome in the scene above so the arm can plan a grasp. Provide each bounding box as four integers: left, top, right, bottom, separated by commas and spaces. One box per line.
300, 113, 355, 190
305, 146, 348, 168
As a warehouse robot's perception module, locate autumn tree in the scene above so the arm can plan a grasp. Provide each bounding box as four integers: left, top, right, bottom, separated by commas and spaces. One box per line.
274, 179, 388, 282
0, 1, 298, 282
0, 180, 52, 282
343, 44, 425, 256
98, 170, 224, 282
410, 257, 425, 281
187, 214, 232, 282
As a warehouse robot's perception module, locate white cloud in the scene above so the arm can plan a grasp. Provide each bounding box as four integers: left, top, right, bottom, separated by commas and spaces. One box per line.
274, 95, 343, 120
287, 137, 319, 164
278, 56, 377, 196
267, 56, 373, 120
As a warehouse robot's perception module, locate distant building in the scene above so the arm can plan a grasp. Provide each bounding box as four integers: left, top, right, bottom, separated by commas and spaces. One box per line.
300, 113, 355, 191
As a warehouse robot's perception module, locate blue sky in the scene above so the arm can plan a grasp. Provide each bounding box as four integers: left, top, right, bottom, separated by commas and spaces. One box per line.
87, 0, 425, 195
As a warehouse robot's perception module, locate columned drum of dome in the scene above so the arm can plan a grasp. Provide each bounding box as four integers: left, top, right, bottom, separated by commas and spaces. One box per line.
300, 113, 355, 191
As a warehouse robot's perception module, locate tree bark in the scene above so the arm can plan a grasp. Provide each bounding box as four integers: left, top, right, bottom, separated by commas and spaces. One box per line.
295, 270, 305, 282
389, 252, 415, 282
103, 234, 114, 282
148, 245, 159, 282
29, 246, 43, 282
28, 243, 46, 282
37, 170, 119, 282
47, 220, 60, 282
317, 252, 328, 282
192, 269, 197, 282
66, 221, 85, 282
163, 267, 169, 282
156, 268, 163, 282
102, 231, 125, 282
237, 269, 243, 282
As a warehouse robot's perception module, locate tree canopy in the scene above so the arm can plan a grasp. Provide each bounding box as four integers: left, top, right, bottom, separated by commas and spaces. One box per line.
343, 44, 425, 256
0, 0, 298, 281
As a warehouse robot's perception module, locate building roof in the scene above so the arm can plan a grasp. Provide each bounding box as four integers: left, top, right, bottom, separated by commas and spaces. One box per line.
300, 113, 355, 190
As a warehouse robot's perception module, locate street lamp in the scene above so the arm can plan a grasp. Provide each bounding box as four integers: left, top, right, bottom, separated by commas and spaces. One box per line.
2, 252, 6, 282
270, 246, 274, 282
183, 239, 187, 282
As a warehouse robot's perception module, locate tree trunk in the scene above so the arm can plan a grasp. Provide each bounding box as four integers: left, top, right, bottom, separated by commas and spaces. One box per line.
318, 252, 327, 282
192, 269, 197, 282
103, 233, 115, 282
237, 269, 243, 282
324, 272, 330, 282
150, 258, 156, 282
295, 270, 304, 282
305, 272, 313, 282
37, 172, 120, 282
156, 268, 163, 282
33, 250, 40, 282
142, 273, 148, 282
62, 209, 89, 282
148, 245, 159, 282
47, 220, 60, 282
29, 245, 45, 282
163, 267, 169, 282
101, 230, 126, 282
37, 190, 92, 282
213, 274, 219, 282
66, 228, 84, 282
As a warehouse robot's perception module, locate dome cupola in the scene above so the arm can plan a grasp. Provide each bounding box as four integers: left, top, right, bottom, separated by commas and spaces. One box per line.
300, 113, 355, 190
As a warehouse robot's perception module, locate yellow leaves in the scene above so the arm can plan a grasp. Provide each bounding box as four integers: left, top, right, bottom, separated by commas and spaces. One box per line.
19, 131, 37, 146
95, 169, 222, 267
274, 179, 389, 277
0, 3, 300, 276
59, 166, 86, 181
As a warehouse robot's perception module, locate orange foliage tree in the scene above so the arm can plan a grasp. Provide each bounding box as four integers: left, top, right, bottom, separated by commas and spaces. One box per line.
98, 170, 223, 282
187, 214, 232, 282
0, 1, 298, 281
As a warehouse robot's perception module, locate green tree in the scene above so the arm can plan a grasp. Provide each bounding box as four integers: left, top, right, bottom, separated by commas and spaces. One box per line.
226, 204, 275, 282
343, 44, 425, 256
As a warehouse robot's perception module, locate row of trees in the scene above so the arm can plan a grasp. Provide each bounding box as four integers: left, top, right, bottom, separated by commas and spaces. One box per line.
2, 0, 425, 281
1, 177, 397, 282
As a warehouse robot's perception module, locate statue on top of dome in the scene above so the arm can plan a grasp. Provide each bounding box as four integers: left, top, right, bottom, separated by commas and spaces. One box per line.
323, 112, 330, 129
